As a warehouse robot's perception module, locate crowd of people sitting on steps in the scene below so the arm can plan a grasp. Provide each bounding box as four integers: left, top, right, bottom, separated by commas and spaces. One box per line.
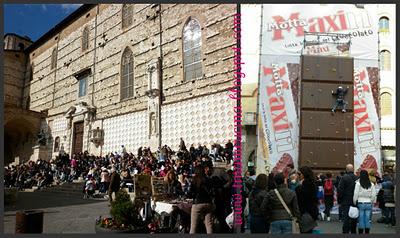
4, 138, 234, 192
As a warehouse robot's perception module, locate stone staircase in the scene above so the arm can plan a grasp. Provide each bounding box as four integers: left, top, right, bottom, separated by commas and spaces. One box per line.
28, 181, 85, 197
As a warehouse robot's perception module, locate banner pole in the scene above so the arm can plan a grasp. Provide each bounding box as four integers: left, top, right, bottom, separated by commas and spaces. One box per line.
255, 4, 264, 176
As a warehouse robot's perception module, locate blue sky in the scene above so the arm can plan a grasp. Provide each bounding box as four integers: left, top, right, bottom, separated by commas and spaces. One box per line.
4, 4, 82, 41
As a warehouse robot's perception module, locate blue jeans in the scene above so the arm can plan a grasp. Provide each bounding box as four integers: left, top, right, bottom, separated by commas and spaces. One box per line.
358, 203, 372, 229
270, 220, 292, 234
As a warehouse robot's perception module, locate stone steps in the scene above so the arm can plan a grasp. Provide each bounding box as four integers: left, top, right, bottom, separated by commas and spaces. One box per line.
35, 191, 83, 197
32, 181, 86, 197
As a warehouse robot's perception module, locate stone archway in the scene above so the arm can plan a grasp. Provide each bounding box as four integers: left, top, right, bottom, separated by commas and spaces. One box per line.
4, 119, 37, 164
4, 107, 44, 165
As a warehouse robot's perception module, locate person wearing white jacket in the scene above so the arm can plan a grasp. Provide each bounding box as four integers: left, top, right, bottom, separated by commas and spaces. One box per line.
353, 170, 377, 234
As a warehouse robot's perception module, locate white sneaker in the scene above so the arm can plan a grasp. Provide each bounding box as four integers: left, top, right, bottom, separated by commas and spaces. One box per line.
327, 217, 331, 222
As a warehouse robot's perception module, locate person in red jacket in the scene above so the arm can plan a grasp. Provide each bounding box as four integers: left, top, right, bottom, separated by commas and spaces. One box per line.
323, 172, 334, 222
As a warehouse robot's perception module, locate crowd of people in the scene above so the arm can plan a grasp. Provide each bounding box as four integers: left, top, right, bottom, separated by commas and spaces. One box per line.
4, 139, 237, 233
4, 139, 396, 234
4, 139, 234, 192
246, 164, 396, 234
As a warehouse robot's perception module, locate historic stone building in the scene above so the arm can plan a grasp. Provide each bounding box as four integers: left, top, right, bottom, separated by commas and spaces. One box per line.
6, 4, 236, 163
374, 4, 396, 170
4, 33, 47, 165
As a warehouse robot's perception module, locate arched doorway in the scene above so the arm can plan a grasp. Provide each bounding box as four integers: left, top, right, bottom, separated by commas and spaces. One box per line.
4, 118, 37, 165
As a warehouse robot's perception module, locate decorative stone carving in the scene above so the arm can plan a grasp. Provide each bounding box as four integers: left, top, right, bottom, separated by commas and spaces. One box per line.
90, 127, 104, 147
146, 59, 161, 149
150, 112, 157, 135
64, 102, 96, 124
36, 129, 47, 146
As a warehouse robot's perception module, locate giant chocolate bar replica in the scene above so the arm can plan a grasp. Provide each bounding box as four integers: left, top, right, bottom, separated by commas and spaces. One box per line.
299, 55, 354, 173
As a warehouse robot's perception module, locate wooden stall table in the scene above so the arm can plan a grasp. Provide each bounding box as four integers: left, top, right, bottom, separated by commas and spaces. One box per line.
152, 199, 193, 215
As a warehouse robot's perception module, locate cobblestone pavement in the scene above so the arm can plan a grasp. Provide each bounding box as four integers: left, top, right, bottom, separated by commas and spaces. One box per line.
4, 191, 397, 234
315, 215, 396, 234
4, 192, 109, 233
243, 214, 396, 234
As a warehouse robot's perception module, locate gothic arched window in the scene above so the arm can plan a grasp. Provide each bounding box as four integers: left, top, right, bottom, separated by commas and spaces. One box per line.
121, 47, 134, 100
183, 18, 202, 81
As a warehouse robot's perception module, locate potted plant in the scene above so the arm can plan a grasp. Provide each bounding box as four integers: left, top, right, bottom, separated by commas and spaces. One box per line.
95, 190, 147, 233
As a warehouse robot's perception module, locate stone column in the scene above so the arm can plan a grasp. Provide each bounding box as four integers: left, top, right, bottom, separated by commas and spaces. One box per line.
146, 60, 161, 151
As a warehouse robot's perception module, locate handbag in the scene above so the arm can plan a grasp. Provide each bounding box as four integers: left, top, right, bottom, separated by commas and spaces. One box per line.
300, 212, 317, 233
274, 189, 300, 234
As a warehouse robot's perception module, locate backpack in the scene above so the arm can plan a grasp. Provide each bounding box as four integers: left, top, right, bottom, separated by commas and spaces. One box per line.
324, 179, 334, 196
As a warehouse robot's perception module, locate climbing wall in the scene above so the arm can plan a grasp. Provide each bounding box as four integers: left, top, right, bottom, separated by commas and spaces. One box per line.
299, 55, 354, 171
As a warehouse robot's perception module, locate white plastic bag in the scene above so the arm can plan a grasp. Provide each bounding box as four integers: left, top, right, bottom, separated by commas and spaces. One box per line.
348, 206, 359, 218
225, 211, 234, 229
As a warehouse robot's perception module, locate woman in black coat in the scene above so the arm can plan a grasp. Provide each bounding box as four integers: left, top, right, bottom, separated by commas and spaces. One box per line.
296, 166, 319, 233
248, 173, 269, 233
188, 166, 215, 234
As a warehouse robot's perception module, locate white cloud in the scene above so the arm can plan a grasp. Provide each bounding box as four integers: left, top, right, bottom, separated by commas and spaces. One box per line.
60, 4, 82, 13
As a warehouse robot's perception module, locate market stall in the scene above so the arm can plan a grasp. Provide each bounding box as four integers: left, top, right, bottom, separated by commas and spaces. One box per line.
128, 175, 192, 232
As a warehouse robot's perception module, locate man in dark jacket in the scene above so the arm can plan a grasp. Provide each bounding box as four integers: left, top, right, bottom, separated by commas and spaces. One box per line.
225, 140, 234, 165
338, 164, 358, 234
334, 171, 345, 221
108, 169, 121, 203
381, 174, 396, 226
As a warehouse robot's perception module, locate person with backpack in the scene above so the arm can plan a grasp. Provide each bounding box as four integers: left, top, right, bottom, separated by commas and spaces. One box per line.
323, 172, 334, 222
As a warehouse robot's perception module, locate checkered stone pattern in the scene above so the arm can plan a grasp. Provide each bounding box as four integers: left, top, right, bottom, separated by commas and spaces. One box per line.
52, 117, 68, 133
51, 117, 68, 147
161, 92, 235, 150
102, 111, 148, 154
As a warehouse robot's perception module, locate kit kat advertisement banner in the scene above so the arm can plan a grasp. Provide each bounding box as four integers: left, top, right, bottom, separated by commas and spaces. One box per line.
257, 4, 381, 176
